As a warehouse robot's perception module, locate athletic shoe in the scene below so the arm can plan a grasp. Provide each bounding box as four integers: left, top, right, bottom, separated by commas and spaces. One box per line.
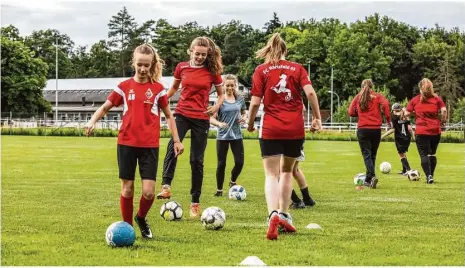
290, 200, 305, 209
189, 203, 200, 218
134, 215, 153, 239
278, 212, 296, 233
156, 185, 172, 199
266, 213, 280, 240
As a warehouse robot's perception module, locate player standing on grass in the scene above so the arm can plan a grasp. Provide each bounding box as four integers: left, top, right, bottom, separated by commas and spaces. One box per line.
381, 103, 415, 176
349, 79, 391, 189
209, 74, 246, 197
156, 36, 224, 218
85, 44, 184, 239
247, 33, 322, 240
402, 78, 447, 184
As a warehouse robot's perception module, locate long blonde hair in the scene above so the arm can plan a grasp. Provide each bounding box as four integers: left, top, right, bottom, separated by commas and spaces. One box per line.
223, 74, 241, 99
132, 44, 164, 82
419, 78, 436, 102
188, 36, 223, 75
359, 79, 374, 111
255, 33, 287, 64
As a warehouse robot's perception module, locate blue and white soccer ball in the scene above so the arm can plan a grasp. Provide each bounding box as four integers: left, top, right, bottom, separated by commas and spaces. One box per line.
353, 173, 366, 185
201, 206, 226, 230
160, 200, 183, 221
105, 221, 136, 247
228, 185, 247, 201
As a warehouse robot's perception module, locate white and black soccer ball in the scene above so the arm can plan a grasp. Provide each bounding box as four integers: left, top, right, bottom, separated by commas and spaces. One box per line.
160, 200, 183, 221
379, 162, 392, 174
407, 170, 421, 181
353, 173, 366, 185
228, 185, 247, 201
201, 206, 226, 230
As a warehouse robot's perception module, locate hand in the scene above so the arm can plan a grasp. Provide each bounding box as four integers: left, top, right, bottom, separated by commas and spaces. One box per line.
238, 116, 246, 125
247, 122, 255, 132
173, 141, 184, 157
218, 122, 229, 129
309, 119, 322, 133
205, 105, 219, 117
85, 122, 95, 137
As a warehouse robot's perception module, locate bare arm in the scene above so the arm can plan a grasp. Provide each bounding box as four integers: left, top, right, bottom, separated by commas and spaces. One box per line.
167, 80, 181, 99
85, 100, 114, 136
440, 107, 447, 124
381, 128, 395, 139
303, 84, 322, 132
247, 96, 261, 131
408, 124, 414, 136
209, 112, 227, 128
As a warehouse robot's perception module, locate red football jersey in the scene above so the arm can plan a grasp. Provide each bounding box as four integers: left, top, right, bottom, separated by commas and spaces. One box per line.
251, 60, 311, 139
173, 62, 223, 120
107, 78, 168, 148
348, 92, 391, 129
406, 94, 445, 135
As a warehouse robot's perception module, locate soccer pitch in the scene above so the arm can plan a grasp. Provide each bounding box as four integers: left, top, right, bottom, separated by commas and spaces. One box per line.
1, 136, 464, 266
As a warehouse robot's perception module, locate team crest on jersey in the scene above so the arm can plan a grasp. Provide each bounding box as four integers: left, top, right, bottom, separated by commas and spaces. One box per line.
144, 88, 154, 104
271, 74, 292, 101
128, 89, 136, 101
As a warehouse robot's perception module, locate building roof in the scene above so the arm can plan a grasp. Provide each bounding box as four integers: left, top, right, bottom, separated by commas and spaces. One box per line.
43, 77, 178, 91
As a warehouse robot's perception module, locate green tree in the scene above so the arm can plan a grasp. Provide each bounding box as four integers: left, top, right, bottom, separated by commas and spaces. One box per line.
263, 12, 283, 35
451, 98, 465, 123
1, 38, 51, 115
1, 25, 22, 41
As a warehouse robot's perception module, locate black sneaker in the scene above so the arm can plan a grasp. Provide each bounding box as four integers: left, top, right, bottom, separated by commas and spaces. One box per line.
229, 181, 237, 188
426, 175, 434, 184
214, 191, 223, 197
370, 177, 379, 189
290, 200, 305, 209
134, 215, 153, 239
303, 199, 316, 207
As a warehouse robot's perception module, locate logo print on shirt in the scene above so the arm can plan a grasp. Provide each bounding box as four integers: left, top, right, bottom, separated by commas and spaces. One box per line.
144, 88, 154, 104
128, 89, 136, 101
271, 74, 292, 101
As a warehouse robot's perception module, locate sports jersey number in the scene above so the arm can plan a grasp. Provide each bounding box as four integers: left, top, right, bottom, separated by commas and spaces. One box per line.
401, 124, 407, 136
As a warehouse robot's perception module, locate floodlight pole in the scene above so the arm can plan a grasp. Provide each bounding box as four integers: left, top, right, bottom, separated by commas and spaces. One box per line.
55, 36, 59, 123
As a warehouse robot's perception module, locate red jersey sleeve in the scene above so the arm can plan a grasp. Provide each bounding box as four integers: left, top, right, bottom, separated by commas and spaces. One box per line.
173, 64, 182, 80
158, 89, 169, 109
299, 65, 312, 88
406, 97, 416, 113
381, 95, 391, 124
212, 74, 223, 86
436, 96, 446, 109
348, 95, 359, 117
251, 67, 265, 98
107, 85, 124, 107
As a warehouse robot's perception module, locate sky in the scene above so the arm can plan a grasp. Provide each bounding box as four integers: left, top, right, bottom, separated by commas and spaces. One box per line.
1, 0, 465, 48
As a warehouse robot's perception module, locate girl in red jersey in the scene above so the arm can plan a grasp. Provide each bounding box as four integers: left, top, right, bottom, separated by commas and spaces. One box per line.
85, 44, 184, 239
247, 33, 322, 240
348, 79, 391, 189
403, 78, 447, 184
156, 37, 224, 218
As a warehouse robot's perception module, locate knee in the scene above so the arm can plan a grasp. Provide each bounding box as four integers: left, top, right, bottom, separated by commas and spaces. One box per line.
142, 191, 155, 200
235, 160, 244, 168
217, 160, 226, 169
121, 185, 134, 197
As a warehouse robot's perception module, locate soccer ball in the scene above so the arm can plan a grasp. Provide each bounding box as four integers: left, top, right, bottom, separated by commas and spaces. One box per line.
105, 221, 136, 247
407, 170, 421, 181
379, 162, 392, 174
201, 206, 226, 230
353, 173, 366, 185
228, 185, 247, 201
160, 200, 183, 221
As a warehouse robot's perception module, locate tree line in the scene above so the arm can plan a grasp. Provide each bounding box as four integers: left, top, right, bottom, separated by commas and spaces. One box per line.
1, 8, 464, 122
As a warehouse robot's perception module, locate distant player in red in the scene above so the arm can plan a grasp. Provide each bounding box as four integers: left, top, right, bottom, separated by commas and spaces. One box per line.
156, 37, 224, 218
247, 33, 322, 240
349, 79, 391, 189
85, 44, 184, 239
403, 78, 447, 184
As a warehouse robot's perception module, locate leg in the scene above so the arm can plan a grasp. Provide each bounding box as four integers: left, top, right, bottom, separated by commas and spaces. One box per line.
279, 156, 297, 215
370, 129, 381, 177
229, 139, 245, 184
117, 145, 137, 225
189, 119, 209, 209
215, 140, 229, 194
429, 134, 441, 177
263, 156, 281, 215
161, 115, 190, 186
416, 135, 432, 179
357, 129, 374, 182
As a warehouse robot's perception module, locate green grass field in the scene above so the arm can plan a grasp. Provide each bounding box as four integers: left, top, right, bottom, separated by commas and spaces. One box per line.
1, 136, 464, 266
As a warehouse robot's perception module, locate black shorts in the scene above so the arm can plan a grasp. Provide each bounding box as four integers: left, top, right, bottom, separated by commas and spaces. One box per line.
416, 134, 441, 157
259, 138, 304, 158
395, 138, 410, 154
117, 144, 159, 180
